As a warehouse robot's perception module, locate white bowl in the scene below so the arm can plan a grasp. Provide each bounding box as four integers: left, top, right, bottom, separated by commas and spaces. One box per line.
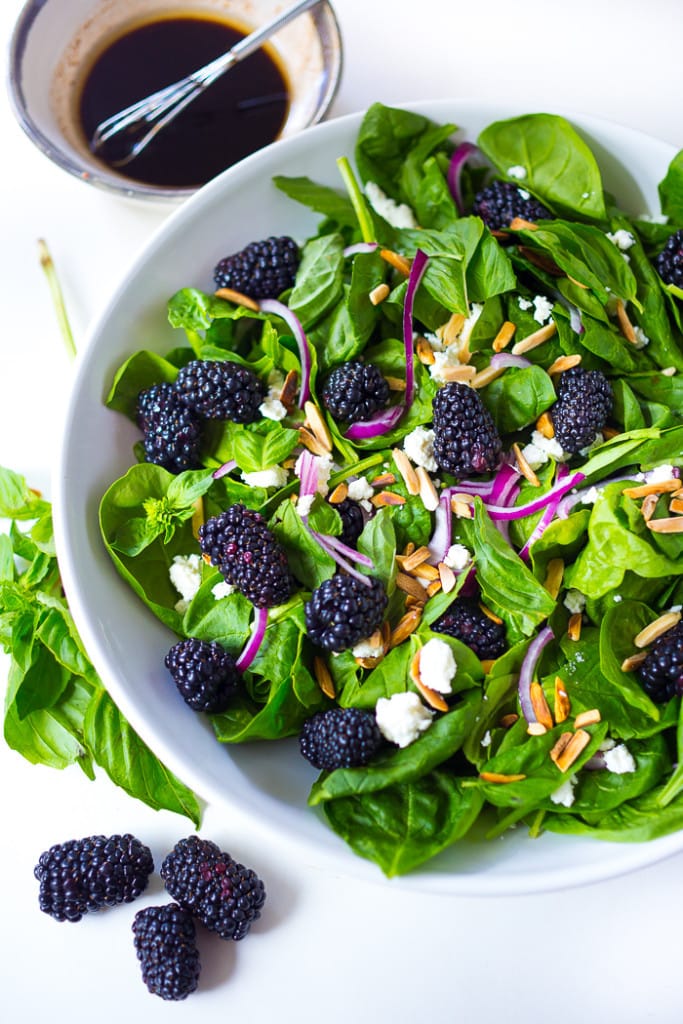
55, 99, 681, 894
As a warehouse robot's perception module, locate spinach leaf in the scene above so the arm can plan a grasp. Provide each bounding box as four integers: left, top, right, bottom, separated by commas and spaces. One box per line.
272, 175, 357, 227
482, 365, 556, 433
658, 149, 683, 224
287, 234, 345, 328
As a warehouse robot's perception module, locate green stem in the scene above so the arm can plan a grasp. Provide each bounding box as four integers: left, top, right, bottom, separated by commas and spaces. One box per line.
38, 239, 77, 361
336, 156, 375, 244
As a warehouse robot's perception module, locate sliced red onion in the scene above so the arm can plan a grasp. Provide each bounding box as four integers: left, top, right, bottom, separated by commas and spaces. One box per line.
444, 479, 496, 497
404, 249, 429, 408
295, 450, 319, 499
314, 531, 374, 567
235, 606, 268, 671
519, 464, 570, 560
484, 471, 585, 521
343, 242, 379, 258
446, 142, 478, 216
518, 625, 554, 724
490, 463, 521, 506
428, 491, 452, 565
490, 352, 532, 370
549, 287, 584, 335
311, 529, 372, 586
212, 459, 237, 479
583, 752, 607, 771
259, 298, 311, 408
345, 403, 405, 441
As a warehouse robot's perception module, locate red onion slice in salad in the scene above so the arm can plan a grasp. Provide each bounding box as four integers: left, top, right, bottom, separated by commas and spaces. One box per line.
490, 352, 532, 370
259, 298, 311, 408
446, 141, 478, 215
518, 625, 554, 724
483, 471, 585, 521
345, 403, 406, 441
428, 491, 452, 565
518, 464, 570, 560
212, 459, 237, 479
235, 605, 268, 671
343, 242, 379, 258
403, 249, 429, 407
310, 529, 373, 585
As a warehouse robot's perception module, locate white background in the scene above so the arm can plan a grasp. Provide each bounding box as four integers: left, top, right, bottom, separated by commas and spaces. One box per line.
2, 0, 683, 1020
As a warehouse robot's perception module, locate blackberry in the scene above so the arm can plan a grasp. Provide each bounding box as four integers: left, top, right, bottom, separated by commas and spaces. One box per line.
432, 382, 502, 477
175, 359, 264, 423
165, 638, 239, 713
199, 504, 292, 608
637, 621, 683, 704
655, 229, 683, 290
132, 903, 200, 1001
432, 597, 507, 660
472, 180, 552, 230
550, 367, 613, 454
300, 707, 382, 770
136, 383, 202, 474
333, 497, 365, 548
305, 575, 388, 652
160, 836, 265, 941
34, 834, 154, 922
322, 361, 390, 424
213, 236, 299, 299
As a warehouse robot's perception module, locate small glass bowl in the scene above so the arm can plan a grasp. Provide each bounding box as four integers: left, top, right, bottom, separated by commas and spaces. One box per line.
8, 0, 343, 201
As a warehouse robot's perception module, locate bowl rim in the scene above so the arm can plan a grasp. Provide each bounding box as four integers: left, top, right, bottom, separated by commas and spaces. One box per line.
53, 97, 683, 895
7, 0, 343, 201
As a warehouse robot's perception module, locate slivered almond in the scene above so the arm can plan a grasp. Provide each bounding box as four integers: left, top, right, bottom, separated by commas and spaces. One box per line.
647, 517, 683, 534
451, 497, 473, 519
313, 656, 336, 699
201, 552, 212, 566
518, 246, 563, 275
410, 651, 449, 711
554, 729, 591, 772
328, 482, 348, 504
299, 426, 328, 456
567, 274, 589, 289
543, 558, 564, 600
574, 709, 601, 728
547, 353, 581, 376
416, 466, 439, 511
392, 448, 420, 495
396, 572, 428, 602
371, 490, 407, 508
621, 651, 648, 672
615, 298, 637, 344
426, 580, 442, 597
480, 604, 503, 625
439, 364, 478, 383
500, 713, 519, 728
214, 286, 260, 311
438, 562, 457, 593
670, 498, 683, 514
513, 442, 541, 487
480, 659, 496, 673
554, 677, 571, 723
416, 336, 436, 365
492, 321, 517, 352
535, 411, 555, 439
530, 681, 553, 730
412, 562, 440, 582
471, 365, 505, 389
509, 217, 539, 231
527, 722, 548, 736
357, 656, 383, 669
369, 283, 390, 305
549, 732, 573, 764
279, 369, 299, 410
390, 608, 422, 647
567, 613, 583, 641
304, 401, 332, 452
380, 248, 411, 276
371, 473, 396, 487
443, 312, 467, 346
511, 321, 557, 355
634, 611, 682, 648
401, 545, 432, 572
386, 376, 407, 391
480, 771, 527, 783
403, 541, 416, 556
622, 479, 680, 498
602, 427, 621, 440
641, 493, 659, 521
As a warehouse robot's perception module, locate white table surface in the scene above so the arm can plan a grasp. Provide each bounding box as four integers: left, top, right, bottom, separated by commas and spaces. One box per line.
2, 0, 683, 1020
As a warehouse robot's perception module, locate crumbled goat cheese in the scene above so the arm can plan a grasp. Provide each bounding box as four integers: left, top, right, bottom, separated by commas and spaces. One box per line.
580, 486, 601, 505
403, 426, 438, 472
518, 296, 533, 311
294, 452, 334, 495
241, 466, 289, 489
296, 493, 316, 518
670, 604, 682, 613
507, 165, 527, 179
532, 294, 554, 325
375, 692, 433, 748
606, 229, 636, 252
644, 464, 676, 485
259, 397, 288, 421
599, 738, 616, 752
460, 303, 483, 344
521, 430, 567, 470
347, 477, 374, 502
603, 743, 636, 774
419, 638, 457, 695
564, 589, 586, 615
352, 636, 383, 659
429, 346, 464, 382
613, 594, 622, 603
481, 730, 492, 748
444, 543, 472, 571
365, 181, 418, 229
518, 188, 530, 200
550, 776, 577, 807
212, 580, 235, 600
632, 326, 650, 349
169, 554, 202, 614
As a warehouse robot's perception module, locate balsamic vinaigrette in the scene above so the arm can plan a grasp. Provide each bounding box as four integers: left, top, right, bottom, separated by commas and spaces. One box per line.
78, 15, 290, 189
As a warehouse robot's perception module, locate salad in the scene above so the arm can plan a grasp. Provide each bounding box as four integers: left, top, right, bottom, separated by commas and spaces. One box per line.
100, 103, 683, 877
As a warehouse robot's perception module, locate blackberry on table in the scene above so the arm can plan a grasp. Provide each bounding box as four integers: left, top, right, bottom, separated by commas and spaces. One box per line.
34, 834, 154, 922
175, 359, 264, 423
160, 836, 265, 941
637, 621, 683, 704
136, 383, 202, 474
655, 229, 683, 290
472, 180, 552, 230
432, 382, 502, 477
333, 497, 365, 548
305, 574, 387, 653
299, 707, 383, 770
199, 504, 292, 608
213, 235, 299, 299
550, 367, 613, 454
165, 638, 239, 713
132, 903, 200, 1001
322, 361, 390, 424
432, 597, 507, 660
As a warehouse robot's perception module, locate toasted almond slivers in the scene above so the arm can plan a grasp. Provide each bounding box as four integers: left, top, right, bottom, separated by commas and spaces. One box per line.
615, 298, 637, 344
634, 611, 682, 648
567, 613, 583, 642
201, 552, 212, 566
530, 681, 554, 730
480, 771, 527, 784
298, 426, 328, 457
416, 466, 440, 512
396, 572, 428, 602
313, 656, 336, 699
357, 656, 383, 669
492, 321, 517, 352
471, 364, 506, 389
479, 604, 503, 625
602, 427, 621, 440
553, 729, 591, 773
509, 217, 538, 231
535, 411, 555, 439
438, 562, 457, 594
641, 493, 659, 522
401, 545, 432, 572
380, 248, 411, 276
527, 722, 548, 736
500, 713, 519, 729
513, 442, 541, 487
386, 376, 407, 391
369, 283, 390, 306
574, 708, 602, 728
670, 498, 683, 515
549, 732, 573, 764
371, 490, 407, 508
403, 541, 416, 557
438, 364, 478, 383
392, 448, 420, 496
371, 473, 396, 487
412, 562, 440, 582
621, 651, 648, 672
451, 497, 473, 519
648, 517, 683, 534
426, 580, 442, 598
416, 336, 436, 365
547, 353, 582, 376
622, 479, 680, 498
554, 677, 571, 723
214, 286, 260, 311
390, 608, 423, 648
412, 655, 450, 711
443, 312, 467, 346
480, 659, 496, 674
328, 482, 348, 504
304, 401, 332, 453
278, 369, 298, 411
543, 558, 564, 600
511, 321, 557, 356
